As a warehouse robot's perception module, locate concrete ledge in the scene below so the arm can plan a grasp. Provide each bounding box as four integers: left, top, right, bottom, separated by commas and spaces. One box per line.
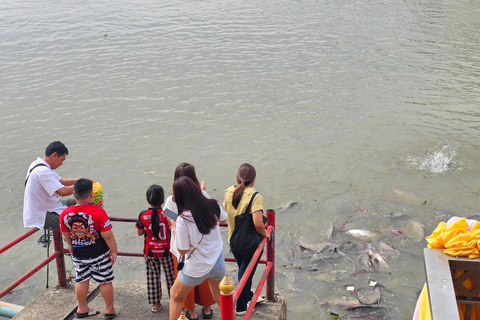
12, 280, 286, 320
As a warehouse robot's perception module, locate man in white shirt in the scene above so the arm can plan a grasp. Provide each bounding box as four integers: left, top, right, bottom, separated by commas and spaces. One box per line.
23, 141, 78, 230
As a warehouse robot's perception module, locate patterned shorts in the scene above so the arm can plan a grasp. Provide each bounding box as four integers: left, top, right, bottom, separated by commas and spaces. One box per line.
72, 251, 114, 284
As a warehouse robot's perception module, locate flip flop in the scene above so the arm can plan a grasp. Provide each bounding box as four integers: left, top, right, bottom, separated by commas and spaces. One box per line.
104, 310, 119, 319
202, 307, 213, 319
151, 304, 163, 313
76, 308, 100, 318
185, 310, 199, 320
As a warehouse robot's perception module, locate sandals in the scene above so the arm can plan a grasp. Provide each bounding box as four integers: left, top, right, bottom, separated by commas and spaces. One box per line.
104, 310, 119, 319
185, 310, 199, 320
202, 307, 213, 319
151, 304, 163, 313
185, 308, 213, 320
76, 308, 100, 318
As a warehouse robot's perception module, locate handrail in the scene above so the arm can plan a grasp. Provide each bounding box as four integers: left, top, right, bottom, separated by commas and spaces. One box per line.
0, 219, 147, 300
225, 209, 276, 320
0, 230, 66, 299
0, 228, 40, 255
1, 210, 277, 320
245, 262, 273, 318
109, 217, 136, 223
0, 248, 61, 299
234, 226, 274, 300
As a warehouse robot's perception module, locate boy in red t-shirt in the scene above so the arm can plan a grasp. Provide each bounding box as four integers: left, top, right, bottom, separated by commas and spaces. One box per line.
136, 184, 175, 313
60, 178, 118, 319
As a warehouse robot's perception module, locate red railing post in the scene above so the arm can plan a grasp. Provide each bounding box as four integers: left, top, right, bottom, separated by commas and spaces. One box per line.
266, 209, 275, 301
220, 274, 235, 320
52, 230, 67, 288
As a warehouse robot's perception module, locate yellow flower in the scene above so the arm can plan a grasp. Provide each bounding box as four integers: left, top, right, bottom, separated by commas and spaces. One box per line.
93, 182, 102, 195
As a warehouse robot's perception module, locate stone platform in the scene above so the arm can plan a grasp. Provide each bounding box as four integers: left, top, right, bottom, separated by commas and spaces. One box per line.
12, 280, 286, 320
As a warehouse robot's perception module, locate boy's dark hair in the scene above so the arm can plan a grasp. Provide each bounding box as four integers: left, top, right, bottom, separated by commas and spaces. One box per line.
45, 141, 69, 157
74, 178, 93, 200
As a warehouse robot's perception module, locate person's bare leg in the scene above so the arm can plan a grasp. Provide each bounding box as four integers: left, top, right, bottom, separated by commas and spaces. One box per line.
207, 278, 222, 308
169, 279, 194, 320
100, 282, 116, 315
188, 307, 198, 319
75, 280, 90, 314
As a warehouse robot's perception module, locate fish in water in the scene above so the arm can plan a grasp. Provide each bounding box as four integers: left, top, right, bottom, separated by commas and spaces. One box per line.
393, 188, 426, 205
297, 240, 323, 253
327, 221, 335, 239
320, 296, 379, 311
288, 247, 295, 259
356, 287, 382, 305
347, 313, 384, 319
346, 229, 377, 240
281, 201, 297, 210
340, 220, 351, 231
349, 270, 375, 276
297, 240, 358, 255
403, 220, 425, 241
362, 243, 389, 271
390, 229, 406, 238
378, 241, 397, 253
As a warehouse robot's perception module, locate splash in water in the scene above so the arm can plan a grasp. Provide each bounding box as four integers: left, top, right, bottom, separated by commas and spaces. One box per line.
407, 142, 461, 173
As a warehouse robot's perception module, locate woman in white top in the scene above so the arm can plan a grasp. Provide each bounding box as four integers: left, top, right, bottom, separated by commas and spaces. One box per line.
163, 163, 215, 319
168, 176, 227, 320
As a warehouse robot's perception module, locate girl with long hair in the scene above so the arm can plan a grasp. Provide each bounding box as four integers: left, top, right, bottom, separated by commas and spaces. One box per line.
136, 184, 175, 313
169, 176, 227, 320
163, 163, 215, 319
223, 163, 271, 315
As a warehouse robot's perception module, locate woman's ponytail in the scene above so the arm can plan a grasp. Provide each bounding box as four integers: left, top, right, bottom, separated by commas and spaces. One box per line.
232, 164, 256, 209
232, 182, 246, 209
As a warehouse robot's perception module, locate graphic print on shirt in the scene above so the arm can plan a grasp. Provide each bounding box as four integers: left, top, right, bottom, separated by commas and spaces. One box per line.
136, 209, 171, 258
147, 218, 168, 241
63, 211, 99, 247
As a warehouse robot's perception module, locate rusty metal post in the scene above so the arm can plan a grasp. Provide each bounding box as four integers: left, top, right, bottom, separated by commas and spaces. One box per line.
220, 274, 235, 320
266, 209, 275, 301
52, 230, 67, 288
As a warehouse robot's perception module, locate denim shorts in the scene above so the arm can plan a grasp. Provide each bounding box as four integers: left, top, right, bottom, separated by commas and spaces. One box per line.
178, 251, 226, 287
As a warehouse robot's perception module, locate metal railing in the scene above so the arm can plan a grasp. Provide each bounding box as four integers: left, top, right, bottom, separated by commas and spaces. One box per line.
0, 210, 277, 320
0, 228, 67, 299
220, 209, 276, 320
